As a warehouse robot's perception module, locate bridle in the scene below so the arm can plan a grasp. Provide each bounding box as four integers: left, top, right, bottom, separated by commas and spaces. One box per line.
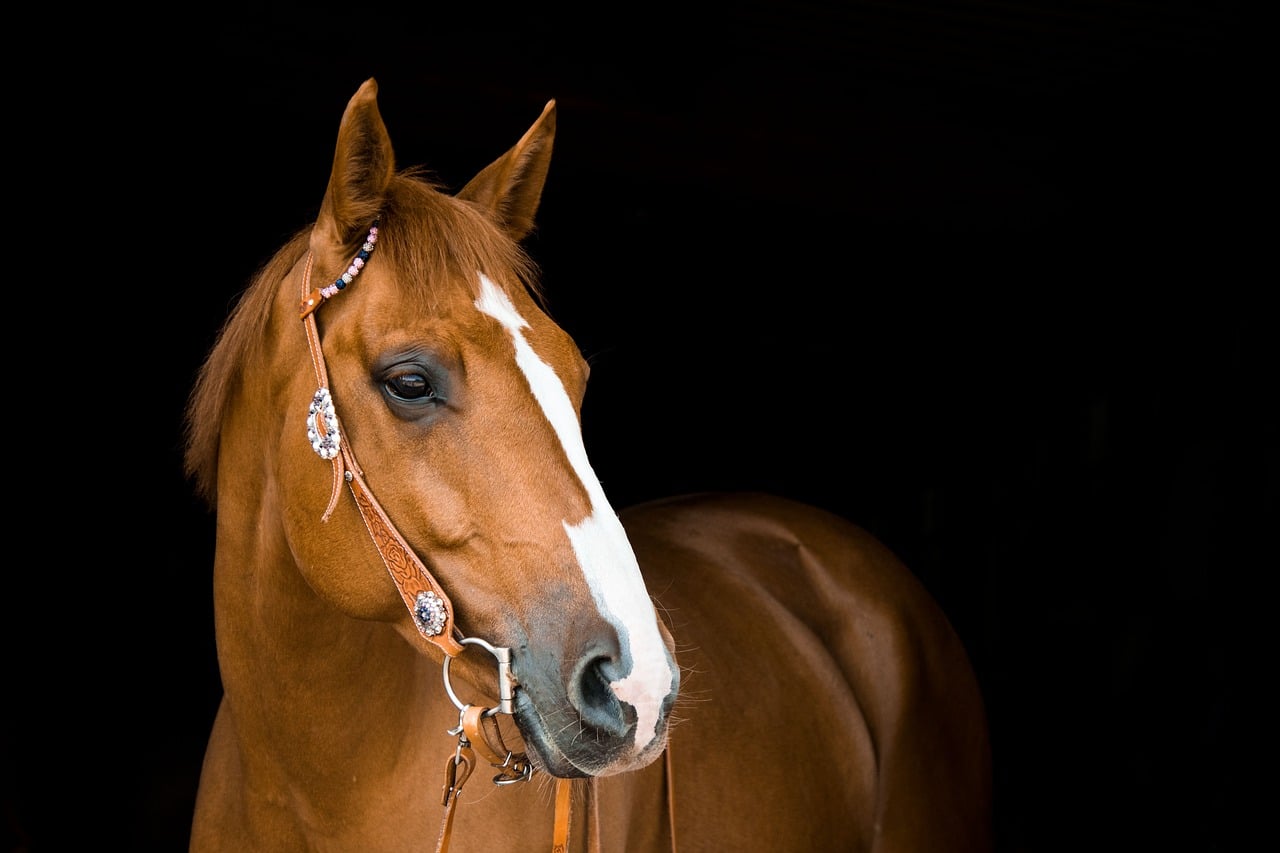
296, 222, 604, 852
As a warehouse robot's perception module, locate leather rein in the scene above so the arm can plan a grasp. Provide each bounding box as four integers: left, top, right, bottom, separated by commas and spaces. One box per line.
296, 226, 674, 852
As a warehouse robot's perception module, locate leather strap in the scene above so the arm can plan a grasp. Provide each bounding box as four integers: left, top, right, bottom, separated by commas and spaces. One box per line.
299, 251, 465, 657
664, 742, 677, 852
553, 778, 573, 853
435, 744, 476, 853
461, 705, 523, 769
299, 253, 346, 521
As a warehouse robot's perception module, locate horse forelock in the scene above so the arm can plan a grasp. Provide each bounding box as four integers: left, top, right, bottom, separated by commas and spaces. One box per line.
381, 172, 543, 309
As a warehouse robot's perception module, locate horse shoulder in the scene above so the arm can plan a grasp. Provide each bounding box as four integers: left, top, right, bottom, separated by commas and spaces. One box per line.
620, 491, 992, 853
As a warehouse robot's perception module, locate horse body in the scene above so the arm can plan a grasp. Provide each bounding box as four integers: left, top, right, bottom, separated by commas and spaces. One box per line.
185, 78, 990, 852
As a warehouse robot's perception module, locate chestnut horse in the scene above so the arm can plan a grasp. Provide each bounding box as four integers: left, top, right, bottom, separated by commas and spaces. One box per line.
184, 78, 991, 852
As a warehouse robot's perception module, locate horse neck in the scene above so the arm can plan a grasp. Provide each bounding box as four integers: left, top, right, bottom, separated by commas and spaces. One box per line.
212, 476, 454, 763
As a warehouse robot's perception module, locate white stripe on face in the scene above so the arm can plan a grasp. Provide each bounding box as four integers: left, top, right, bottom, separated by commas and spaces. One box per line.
475, 274, 674, 752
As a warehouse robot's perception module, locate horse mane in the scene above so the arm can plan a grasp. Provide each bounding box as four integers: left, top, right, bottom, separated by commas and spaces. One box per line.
183, 168, 544, 507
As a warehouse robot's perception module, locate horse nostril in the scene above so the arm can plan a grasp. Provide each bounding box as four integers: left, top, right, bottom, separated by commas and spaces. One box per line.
571, 653, 634, 738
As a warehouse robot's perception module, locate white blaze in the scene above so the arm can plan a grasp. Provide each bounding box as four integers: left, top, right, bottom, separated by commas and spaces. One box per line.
475, 274, 673, 751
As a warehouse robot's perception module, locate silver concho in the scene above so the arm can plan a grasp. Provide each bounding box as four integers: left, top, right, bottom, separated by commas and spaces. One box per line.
307, 388, 340, 460
413, 590, 448, 637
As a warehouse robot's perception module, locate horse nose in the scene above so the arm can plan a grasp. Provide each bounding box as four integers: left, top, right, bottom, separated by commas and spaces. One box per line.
569, 644, 635, 738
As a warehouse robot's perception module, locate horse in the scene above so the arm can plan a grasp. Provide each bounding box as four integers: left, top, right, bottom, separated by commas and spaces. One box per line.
183, 77, 992, 852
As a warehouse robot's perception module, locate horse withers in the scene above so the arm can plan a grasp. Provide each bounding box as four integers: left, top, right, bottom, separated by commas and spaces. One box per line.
184, 77, 991, 852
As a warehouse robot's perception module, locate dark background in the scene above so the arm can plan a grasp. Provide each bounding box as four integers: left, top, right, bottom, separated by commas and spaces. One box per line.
5, 2, 1268, 851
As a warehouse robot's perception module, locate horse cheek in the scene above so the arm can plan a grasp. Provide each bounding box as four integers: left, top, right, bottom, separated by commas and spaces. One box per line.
277, 433, 406, 623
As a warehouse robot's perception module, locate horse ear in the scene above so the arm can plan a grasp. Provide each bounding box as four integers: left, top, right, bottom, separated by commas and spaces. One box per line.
458, 100, 556, 242
314, 78, 396, 250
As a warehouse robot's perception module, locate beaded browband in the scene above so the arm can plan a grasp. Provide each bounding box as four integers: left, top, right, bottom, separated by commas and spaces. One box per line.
300, 221, 379, 320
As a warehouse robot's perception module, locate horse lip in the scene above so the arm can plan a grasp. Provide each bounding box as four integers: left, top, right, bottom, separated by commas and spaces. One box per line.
511, 697, 592, 779
510, 687, 671, 780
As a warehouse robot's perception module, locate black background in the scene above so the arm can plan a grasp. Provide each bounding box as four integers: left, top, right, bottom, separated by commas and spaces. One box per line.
4, 2, 1268, 851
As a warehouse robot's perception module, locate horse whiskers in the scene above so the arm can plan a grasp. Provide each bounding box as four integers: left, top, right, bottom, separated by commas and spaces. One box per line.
549, 715, 583, 743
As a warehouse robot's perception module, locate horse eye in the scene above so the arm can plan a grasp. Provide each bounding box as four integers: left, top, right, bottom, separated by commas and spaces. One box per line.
384, 371, 436, 402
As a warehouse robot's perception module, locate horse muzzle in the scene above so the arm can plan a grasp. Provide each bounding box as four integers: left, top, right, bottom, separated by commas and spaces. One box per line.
511, 641, 679, 779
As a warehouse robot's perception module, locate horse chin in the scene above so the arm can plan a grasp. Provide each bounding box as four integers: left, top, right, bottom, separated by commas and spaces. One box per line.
512, 700, 668, 780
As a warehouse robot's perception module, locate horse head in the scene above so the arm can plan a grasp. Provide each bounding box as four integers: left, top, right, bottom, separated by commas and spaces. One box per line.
189, 78, 678, 780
